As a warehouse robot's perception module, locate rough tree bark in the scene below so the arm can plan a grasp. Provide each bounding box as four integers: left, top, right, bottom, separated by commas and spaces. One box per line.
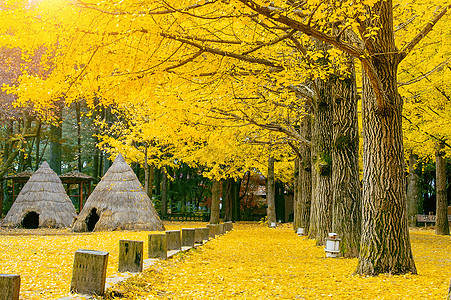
309, 71, 333, 244
275, 180, 285, 222
435, 142, 449, 235
298, 114, 312, 234
223, 178, 233, 222
49, 108, 63, 175
331, 58, 361, 258
210, 179, 221, 224
407, 153, 423, 227
237, 0, 448, 275
293, 159, 300, 230
161, 167, 168, 218
267, 156, 277, 226
356, 1, 417, 271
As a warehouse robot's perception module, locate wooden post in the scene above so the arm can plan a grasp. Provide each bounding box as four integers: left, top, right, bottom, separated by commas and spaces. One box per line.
225, 221, 233, 232
448, 277, 451, 300
118, 240, 143, 273
207, 224, 220, 239
148, 233, 167, 260
70, 249, 108, 296
0, 274, 20, 300
194, 228, 204, 244
165, 230, 181, 251
201, 227, 209, 241
219, 223, 225, 235
181, 228, 195, 248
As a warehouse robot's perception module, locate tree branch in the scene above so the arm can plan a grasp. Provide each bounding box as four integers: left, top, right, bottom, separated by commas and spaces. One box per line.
160, 33, 284, 69
75, 0, 218, 16
398, 4, 451, 62
236, 0, 364, 58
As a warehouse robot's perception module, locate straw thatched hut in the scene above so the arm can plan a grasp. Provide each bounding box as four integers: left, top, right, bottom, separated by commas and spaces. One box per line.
1, 162, 77, 228
72, 154, 165, 232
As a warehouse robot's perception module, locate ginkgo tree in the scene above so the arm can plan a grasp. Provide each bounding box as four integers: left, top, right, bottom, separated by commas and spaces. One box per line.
1, 0, 450, 276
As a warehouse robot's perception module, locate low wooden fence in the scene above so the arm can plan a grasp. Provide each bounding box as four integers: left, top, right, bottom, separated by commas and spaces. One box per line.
163, 213, 210, 222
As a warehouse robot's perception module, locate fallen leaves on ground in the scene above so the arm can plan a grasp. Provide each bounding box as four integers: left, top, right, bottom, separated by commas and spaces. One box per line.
0, 223, 450, 299
107, 224, 451, 300
0, 222, 204, 299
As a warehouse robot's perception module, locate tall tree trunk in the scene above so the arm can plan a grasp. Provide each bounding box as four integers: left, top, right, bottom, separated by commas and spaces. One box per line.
232, 178, 242, 221
298, 113, 312, 234
144, 144, 149, 195
356, 0, 416, 272
435, 142, 449, 235
275, 181, 285, 222
407, 153, 423, 227
49, 107, 63, 175
331, 58, 361, 258
76, 101, 82, 172
34, 122, 42, 170
267, 156, 277, 226
18, 120, 25, 172
223, 179, 233, 222
154, 167, 161, 197
210, 179, 221, 224
147, 164, 154, 200
309, 73, 333, 244
161, 167, 168, 218
293, 159, 300, 230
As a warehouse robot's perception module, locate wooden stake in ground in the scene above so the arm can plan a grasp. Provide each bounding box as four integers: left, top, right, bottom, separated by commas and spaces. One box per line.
0, 274, 20, 300
166, 230, 181, 251
70, 249, 108, 296
148, 233, 167, 260
118, 240, 143, 273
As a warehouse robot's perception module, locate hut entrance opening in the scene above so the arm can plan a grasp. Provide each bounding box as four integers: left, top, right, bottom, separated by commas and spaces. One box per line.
22, 211, 39, 229
86, 208, 100, 231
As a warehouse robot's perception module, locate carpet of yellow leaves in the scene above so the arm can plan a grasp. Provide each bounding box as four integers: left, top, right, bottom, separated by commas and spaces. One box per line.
110, 224, 451, 300
0, 222, 204, 299
0, 222, 450, 299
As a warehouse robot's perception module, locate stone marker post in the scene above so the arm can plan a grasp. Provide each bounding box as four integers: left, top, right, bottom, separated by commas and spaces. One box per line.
166, 230, 181, 251
201, 227, 210, 241
118, 240, 143, 273
194, 228, 204, 244
207, 224, 220, 238
181, 228, 195, 247
148, 233, 167, 260
225, 221, 233, 232
70, 249, 109, 296
0, 274, 20, 300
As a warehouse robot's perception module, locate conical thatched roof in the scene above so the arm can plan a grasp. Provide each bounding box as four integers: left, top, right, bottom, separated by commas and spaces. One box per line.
1, 162, 77, 228
72, 154, 165, 232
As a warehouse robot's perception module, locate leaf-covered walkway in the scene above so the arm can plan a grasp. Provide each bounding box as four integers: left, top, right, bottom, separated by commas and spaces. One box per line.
107, 223, 451, 299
